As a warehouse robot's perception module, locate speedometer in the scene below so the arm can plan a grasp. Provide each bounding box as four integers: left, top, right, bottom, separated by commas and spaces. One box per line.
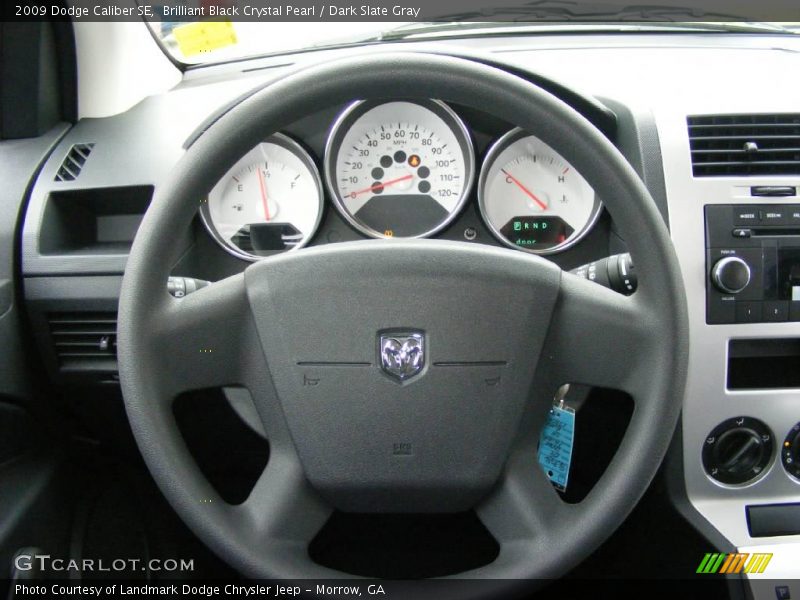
478, 128, 602, 254
324, 100, 474, 238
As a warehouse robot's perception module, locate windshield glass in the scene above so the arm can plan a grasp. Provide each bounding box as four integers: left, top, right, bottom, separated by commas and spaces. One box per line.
147, 21, 407, 64
145, 19, 800, 66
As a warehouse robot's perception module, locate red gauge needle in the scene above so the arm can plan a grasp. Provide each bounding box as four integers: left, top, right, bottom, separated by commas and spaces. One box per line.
257, 167, 270, 221
351, 174, 413, 197
501, 168, 548, 210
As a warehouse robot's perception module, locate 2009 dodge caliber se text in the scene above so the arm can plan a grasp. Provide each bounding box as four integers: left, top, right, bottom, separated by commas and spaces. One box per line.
0, 3, 799, 599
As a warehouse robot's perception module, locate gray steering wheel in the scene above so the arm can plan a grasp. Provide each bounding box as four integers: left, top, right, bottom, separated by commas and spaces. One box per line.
118, 53, 688, 589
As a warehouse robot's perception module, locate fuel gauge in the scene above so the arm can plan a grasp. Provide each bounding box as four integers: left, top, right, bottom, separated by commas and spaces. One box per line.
478, 129, 601, 254
201, 133, 323, 260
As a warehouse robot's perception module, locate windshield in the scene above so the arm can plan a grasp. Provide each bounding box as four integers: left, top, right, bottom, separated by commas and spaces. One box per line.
145, 19, 800, 66
147, 21, 406, 64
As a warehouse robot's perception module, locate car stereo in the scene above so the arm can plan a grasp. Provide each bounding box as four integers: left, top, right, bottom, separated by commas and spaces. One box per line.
705, 203, 800, 324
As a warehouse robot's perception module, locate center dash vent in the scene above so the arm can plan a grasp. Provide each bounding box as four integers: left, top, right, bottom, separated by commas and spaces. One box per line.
48, 312, 117, 372
688, 114, 800, 177
54, 143, 95, 182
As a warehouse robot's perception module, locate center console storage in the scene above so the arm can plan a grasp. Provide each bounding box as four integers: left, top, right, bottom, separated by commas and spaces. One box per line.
728, 338, 800, 389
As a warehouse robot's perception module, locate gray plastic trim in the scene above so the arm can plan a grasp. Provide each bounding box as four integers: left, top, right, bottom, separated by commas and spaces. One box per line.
653, 94, 800, 568
0, 123, 70, 399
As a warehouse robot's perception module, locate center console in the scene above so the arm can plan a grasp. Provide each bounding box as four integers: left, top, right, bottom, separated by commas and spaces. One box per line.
657, 105, 800, 596
702, 205, 800, 495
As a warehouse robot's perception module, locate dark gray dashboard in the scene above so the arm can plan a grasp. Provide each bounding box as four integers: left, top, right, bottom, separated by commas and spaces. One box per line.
21, 79, 623, 279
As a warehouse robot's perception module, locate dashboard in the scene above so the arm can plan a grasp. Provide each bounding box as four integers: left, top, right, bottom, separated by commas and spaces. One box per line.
15, 31, 800, 597
200, 98, 601, 260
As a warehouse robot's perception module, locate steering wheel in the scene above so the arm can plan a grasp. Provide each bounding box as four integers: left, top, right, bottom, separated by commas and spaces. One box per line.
118, 53, 688, 590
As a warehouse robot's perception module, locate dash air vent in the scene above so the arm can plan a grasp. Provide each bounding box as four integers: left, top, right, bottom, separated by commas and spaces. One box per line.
688, 114, 800, 177
48, 312, 117, 371
54, 143, 95, 182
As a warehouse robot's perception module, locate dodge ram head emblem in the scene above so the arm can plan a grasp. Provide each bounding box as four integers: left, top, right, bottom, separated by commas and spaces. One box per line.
379, 332, 425, 382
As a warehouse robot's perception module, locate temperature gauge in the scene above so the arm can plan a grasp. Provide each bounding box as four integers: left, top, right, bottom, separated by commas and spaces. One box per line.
201, 133, 323, 260
478, 129, 601, 254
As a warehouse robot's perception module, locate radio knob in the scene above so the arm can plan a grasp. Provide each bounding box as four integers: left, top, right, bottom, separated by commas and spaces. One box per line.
712, 256, 751, 294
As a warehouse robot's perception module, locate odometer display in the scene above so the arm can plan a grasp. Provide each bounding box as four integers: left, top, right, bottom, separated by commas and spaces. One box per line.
325, 100, 474, 238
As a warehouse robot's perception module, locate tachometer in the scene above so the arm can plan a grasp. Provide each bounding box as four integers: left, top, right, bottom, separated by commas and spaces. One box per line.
324, 100, 474, 238
478, 128, 601, 254
200, 133, 323, 260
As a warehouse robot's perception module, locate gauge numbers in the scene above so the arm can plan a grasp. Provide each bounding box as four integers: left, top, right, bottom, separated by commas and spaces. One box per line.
201, 133, 323, 261
479, 129, 601, 254
325, 100, 474, 238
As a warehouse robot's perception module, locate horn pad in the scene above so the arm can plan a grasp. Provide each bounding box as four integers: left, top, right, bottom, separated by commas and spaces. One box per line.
245, 240, 561, 512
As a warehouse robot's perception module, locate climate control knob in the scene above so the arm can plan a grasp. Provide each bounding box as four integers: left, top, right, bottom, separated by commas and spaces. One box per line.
702, 417, 773, 485
782, 422, 800, 481
712, 256, 751, 294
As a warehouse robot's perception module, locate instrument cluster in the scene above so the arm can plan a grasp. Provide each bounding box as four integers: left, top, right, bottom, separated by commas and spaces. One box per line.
200, 99, 603, 261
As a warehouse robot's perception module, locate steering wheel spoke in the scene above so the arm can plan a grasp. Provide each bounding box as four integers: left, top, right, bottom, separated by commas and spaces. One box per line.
541, 272, 655, 399
470, 443, 577, 579
235, 441, 333, 556
149, 274, 254, 398
477, 445, 570, 543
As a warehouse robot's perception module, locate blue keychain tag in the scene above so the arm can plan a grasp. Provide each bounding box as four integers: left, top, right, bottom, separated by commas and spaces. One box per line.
538, 403, 576, 492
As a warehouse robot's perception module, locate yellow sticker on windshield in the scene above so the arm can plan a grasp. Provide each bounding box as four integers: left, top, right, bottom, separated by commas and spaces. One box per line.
173, 20, 237, 58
